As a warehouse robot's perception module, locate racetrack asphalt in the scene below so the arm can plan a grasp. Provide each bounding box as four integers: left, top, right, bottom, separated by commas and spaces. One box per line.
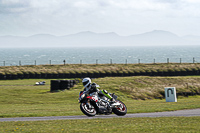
1, 108, 200, 122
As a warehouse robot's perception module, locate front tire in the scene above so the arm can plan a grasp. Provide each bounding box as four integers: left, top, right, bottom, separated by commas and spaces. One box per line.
80, 102, 96, 117
112, 100, 127, 116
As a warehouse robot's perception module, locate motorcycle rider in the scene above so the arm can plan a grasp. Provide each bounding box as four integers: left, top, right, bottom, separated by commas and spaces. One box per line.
81, 77, 115, 104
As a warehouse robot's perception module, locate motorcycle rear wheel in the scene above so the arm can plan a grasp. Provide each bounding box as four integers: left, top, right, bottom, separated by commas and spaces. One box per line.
80, 102, 96, 117
112, 100, 127, 116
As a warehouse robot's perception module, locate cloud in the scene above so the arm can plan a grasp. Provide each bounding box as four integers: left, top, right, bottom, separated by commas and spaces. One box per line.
0, 0, 31, 14
0, 0, 200, 36
1, 0, 199, 16
184, 0, 200, 3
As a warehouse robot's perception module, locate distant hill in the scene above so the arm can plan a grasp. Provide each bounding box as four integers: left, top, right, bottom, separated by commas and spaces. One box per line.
0, 30, 199, 47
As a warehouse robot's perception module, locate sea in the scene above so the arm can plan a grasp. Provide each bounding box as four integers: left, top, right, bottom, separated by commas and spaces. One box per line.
0, 45, 200, 66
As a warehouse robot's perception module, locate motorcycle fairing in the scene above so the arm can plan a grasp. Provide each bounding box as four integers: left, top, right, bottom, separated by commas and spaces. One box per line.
87, 96, 98, 102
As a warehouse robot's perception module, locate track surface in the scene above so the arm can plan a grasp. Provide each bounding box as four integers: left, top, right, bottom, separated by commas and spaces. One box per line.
1, 108, 200, 122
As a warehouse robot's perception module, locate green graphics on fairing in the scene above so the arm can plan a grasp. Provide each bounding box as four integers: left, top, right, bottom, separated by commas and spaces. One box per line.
100, 90, 112, 99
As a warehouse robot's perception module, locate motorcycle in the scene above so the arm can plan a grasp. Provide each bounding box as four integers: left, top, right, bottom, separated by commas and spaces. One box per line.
78, 90, 127, 116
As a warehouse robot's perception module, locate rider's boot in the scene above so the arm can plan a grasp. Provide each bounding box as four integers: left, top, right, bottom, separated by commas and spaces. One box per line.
106, 104, 112, 113
110, 93, 116, 104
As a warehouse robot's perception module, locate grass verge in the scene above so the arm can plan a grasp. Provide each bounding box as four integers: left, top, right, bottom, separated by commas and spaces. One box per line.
1, 117, 200, 133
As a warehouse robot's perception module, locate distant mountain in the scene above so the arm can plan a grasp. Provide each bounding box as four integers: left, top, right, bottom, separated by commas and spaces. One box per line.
182, 35, 200, 43
125, 30, 187, 46
0, 30, 200, 47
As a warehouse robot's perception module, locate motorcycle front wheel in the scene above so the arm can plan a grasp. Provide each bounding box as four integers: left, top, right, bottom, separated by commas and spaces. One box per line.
80, 102, 96, 117
112, 100, 127, 116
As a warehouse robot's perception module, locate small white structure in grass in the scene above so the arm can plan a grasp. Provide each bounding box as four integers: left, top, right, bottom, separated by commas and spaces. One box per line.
35, 81, 46, 85
165, 87, 177, 102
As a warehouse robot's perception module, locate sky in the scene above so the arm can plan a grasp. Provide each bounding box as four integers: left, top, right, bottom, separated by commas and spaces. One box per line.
0, 0, 200, 37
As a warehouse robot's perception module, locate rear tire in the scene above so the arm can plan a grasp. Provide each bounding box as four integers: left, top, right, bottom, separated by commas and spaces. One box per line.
80, 103, 96, 117
112, 100, 127, 116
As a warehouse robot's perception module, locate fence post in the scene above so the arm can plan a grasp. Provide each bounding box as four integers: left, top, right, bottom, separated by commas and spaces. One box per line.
125, 59, 127, 64
110, 59, 112, 64
180, 58, 181, 64
96, 59, 98, 65
19, 60, 21, 66
154, 59, 155, 64
193, 57, 195, 63
35, 60, 36, 65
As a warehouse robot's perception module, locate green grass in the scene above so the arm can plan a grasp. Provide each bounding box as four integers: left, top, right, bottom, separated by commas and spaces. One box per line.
1, 117, 200, 133
97, 76, 200, 99
0, 77, 200, 118
1, 77, 200, 133
0, 84, 81, 117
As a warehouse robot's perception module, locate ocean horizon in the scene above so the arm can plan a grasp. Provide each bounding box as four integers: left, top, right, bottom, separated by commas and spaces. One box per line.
0, 45, 199, 66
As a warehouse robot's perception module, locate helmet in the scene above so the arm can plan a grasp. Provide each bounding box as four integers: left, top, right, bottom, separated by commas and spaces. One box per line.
82, 77, 91, 87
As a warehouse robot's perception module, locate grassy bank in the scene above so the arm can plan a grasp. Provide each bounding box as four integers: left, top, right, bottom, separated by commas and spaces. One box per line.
1, 63, 200, 79
98, 76, 200, 99
1, 117, 200, 133
0, 77, 200, 118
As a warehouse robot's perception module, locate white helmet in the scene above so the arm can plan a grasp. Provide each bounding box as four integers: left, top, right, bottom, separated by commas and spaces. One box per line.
82, 77, 91, 87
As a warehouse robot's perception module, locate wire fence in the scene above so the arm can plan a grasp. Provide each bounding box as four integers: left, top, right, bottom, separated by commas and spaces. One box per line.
0, 57, 198, 66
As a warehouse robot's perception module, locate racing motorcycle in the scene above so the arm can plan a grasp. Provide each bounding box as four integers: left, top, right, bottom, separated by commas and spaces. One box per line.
78, 90, 127, 116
